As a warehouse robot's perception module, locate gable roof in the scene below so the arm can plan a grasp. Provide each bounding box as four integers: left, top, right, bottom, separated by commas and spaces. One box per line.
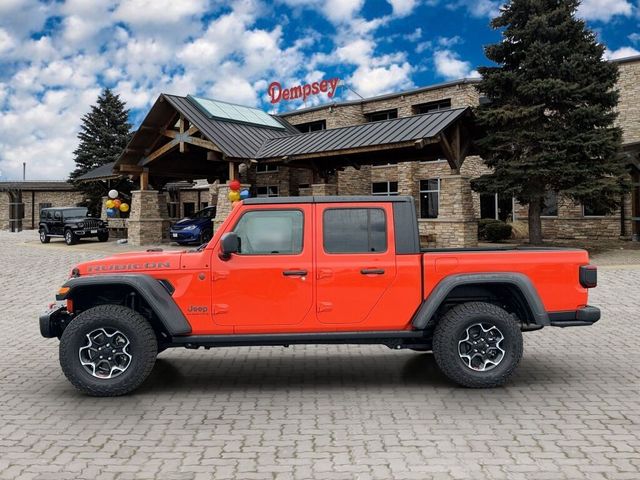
255, 107, 469, 160
75, 162, 118, 182
162, 95, 298, 159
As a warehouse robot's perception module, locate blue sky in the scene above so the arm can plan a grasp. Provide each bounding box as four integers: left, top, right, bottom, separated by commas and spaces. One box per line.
0, 0, 638, 180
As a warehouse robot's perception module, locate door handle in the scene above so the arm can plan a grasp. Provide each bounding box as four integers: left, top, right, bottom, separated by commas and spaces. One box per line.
283, 270, 308, 276
360, 269, 385, 275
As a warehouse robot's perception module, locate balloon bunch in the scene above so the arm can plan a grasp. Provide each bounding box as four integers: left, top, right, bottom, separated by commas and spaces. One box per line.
227, 179, 250, 207
105, 189, 130, 218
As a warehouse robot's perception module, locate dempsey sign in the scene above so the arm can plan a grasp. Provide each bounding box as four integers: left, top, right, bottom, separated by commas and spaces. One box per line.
268, 78, 340, 104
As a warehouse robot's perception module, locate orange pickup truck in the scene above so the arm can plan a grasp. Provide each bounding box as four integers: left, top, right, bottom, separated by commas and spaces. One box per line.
40, 196, 599, 396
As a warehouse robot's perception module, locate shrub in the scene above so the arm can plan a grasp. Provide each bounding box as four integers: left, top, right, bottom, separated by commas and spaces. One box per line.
478, 219, 501, 240
484, 221, 513, 243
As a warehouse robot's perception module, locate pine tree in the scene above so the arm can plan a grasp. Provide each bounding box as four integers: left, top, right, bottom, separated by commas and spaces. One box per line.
69, 88, 133, 215
472, 0, 626, 244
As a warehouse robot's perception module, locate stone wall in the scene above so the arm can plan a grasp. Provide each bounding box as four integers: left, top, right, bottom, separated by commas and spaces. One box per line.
281, 80, 480, 129
127, 190, 168, 246
0, 189, 83, 231
616, 57, 640, 145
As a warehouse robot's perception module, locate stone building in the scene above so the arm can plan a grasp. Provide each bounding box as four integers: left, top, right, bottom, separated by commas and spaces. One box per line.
0, 181, 84, 231
94, 54, 640, 246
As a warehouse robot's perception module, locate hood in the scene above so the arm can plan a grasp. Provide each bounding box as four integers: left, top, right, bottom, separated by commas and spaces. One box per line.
174, 216, 208, 226
74, 250, 183, 276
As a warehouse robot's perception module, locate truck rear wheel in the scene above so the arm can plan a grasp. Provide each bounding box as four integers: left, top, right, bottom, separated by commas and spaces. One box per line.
433, 302, 523, 388
59, 305, 157, 396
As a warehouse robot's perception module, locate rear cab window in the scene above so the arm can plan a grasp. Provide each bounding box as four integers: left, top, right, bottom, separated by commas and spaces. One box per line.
323, 208, 388, 254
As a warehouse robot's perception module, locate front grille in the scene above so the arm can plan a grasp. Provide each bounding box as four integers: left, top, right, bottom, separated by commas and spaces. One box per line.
83, 219, 102, 229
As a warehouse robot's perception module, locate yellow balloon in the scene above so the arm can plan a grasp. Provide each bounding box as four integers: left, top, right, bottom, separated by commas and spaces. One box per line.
228, 190, 241, 202
119, 203, 129, 212
105, 200, 114, 209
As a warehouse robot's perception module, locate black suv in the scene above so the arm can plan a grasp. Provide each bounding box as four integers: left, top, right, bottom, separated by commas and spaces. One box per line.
39, 207, 109, 245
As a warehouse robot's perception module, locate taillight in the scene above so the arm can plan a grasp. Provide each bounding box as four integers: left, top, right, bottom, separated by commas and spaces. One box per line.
579, 265, 597, 288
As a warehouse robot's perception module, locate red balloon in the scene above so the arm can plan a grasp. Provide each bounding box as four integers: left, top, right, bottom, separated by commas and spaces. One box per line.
229, 179, 241, 191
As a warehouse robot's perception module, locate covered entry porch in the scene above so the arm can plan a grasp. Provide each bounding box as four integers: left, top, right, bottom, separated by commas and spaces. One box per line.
114, 94, 477, 246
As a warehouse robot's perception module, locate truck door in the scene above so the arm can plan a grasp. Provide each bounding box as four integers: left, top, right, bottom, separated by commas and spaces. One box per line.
211, 205, 314, 332
315, 203, 397, 325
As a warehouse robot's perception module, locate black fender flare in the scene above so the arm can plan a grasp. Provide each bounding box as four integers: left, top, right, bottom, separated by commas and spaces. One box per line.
411, 272, 549, 330
39, 224, 49, 234
57, 274, 191, 335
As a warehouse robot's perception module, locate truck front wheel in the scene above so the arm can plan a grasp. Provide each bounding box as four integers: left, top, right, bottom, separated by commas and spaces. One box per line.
59, 305, 158, 396
433, 302, 523, 388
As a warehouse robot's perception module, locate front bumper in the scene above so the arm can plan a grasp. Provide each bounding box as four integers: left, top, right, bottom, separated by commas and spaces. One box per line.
74, 227, 108, 237
39, 305, 72, 338
170, 229, 200, 243
549, 306, 601, 327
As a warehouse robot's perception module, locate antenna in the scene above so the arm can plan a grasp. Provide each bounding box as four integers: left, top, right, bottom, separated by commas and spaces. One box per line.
341, 81, 364, 99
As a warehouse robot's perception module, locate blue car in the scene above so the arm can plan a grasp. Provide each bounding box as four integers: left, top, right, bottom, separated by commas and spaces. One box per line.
169, 206, 216, 245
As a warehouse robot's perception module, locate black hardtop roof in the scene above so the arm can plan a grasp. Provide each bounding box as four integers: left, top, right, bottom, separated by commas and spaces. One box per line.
41, 206, 87, 211
243, 195, 413, 205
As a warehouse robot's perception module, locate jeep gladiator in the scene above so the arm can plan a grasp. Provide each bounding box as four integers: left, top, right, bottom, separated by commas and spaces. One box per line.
40, 196, 600, 396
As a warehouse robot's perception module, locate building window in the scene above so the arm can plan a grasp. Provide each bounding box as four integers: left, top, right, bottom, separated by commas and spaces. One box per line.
295, 120, 326, 133
257, 185, 279, 197
419, 179, 440, 219
413, 99, 452, 114
183, 202, 196, 217
233, 210, 303, 255
366, 109, 398, 122
257, 163, 279, 173
480, 194, 514, 222
372, 181, 399, 196
541, 191, 558, 217
323, 208, 387, 253
583, 199, 608, 217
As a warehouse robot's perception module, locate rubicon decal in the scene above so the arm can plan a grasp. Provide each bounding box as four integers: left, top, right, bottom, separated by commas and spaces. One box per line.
268, 78, 340, 104
87, 262, 172, 272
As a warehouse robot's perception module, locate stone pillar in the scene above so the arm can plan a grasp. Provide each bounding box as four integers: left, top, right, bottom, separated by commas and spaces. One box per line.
100, 196, 108, 220
430, 175, 477, 247
0, 192, 10, 230
126, 190, 168, 246
213, 183, 250, 231
398, 161, 419, 212
311, 183, 337, 196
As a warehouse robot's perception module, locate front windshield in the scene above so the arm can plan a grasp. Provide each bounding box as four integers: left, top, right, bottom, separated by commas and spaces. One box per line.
62, 208, 88, 219
193, 208, 214, 218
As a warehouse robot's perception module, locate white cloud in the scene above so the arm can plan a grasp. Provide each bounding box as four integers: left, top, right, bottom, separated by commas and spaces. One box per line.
349, 63, 413, 97
434, 50, 479, 79
446, 0, 501, 18
0, 28, 15, 54
387, 0, 418, 17
577, 0, 633, 22
114, 0, 208, 26
605, 46, 640, 60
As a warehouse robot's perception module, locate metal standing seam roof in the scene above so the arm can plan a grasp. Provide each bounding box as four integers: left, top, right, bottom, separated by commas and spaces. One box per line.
75, 162, 118, 182
255, 107, 469, 159
162, 95, 298, 159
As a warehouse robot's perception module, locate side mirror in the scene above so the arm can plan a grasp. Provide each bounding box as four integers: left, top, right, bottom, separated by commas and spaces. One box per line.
219, 232, 239, 260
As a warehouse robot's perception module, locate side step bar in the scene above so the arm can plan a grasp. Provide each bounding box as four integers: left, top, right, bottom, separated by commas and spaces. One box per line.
170, 330, 426, 348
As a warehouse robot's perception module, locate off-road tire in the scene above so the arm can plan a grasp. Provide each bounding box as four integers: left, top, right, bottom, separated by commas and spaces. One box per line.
59, 305, 157, 396
433, 302, 523, 388
97, 232, 109, 242
39, 228, 50, 243
64, 229, 77, 245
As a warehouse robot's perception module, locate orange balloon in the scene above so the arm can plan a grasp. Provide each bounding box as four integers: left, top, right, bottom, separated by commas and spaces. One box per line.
113, 199, 122, 208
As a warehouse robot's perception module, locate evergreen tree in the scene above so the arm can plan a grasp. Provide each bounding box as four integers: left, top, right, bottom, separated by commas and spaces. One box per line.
472, 0, 626, 244
69, 88, 133, 215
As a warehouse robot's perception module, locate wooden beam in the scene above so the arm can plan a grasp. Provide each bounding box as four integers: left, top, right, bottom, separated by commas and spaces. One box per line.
118, 164, 144, 174
186, 125, 199, 136
140, 139, 179, 166
439, 132, 459, 171
178, 115, 185, 153
183, 136, 222, 152
140, 168, 149, 190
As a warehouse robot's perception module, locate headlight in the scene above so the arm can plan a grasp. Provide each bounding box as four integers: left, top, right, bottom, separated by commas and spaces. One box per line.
184, 225, 197, 231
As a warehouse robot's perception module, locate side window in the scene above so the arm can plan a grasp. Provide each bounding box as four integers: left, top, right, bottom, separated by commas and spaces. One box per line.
54, 211, 62, 220
323, 208, 387, 254
233, 210, 303, 255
